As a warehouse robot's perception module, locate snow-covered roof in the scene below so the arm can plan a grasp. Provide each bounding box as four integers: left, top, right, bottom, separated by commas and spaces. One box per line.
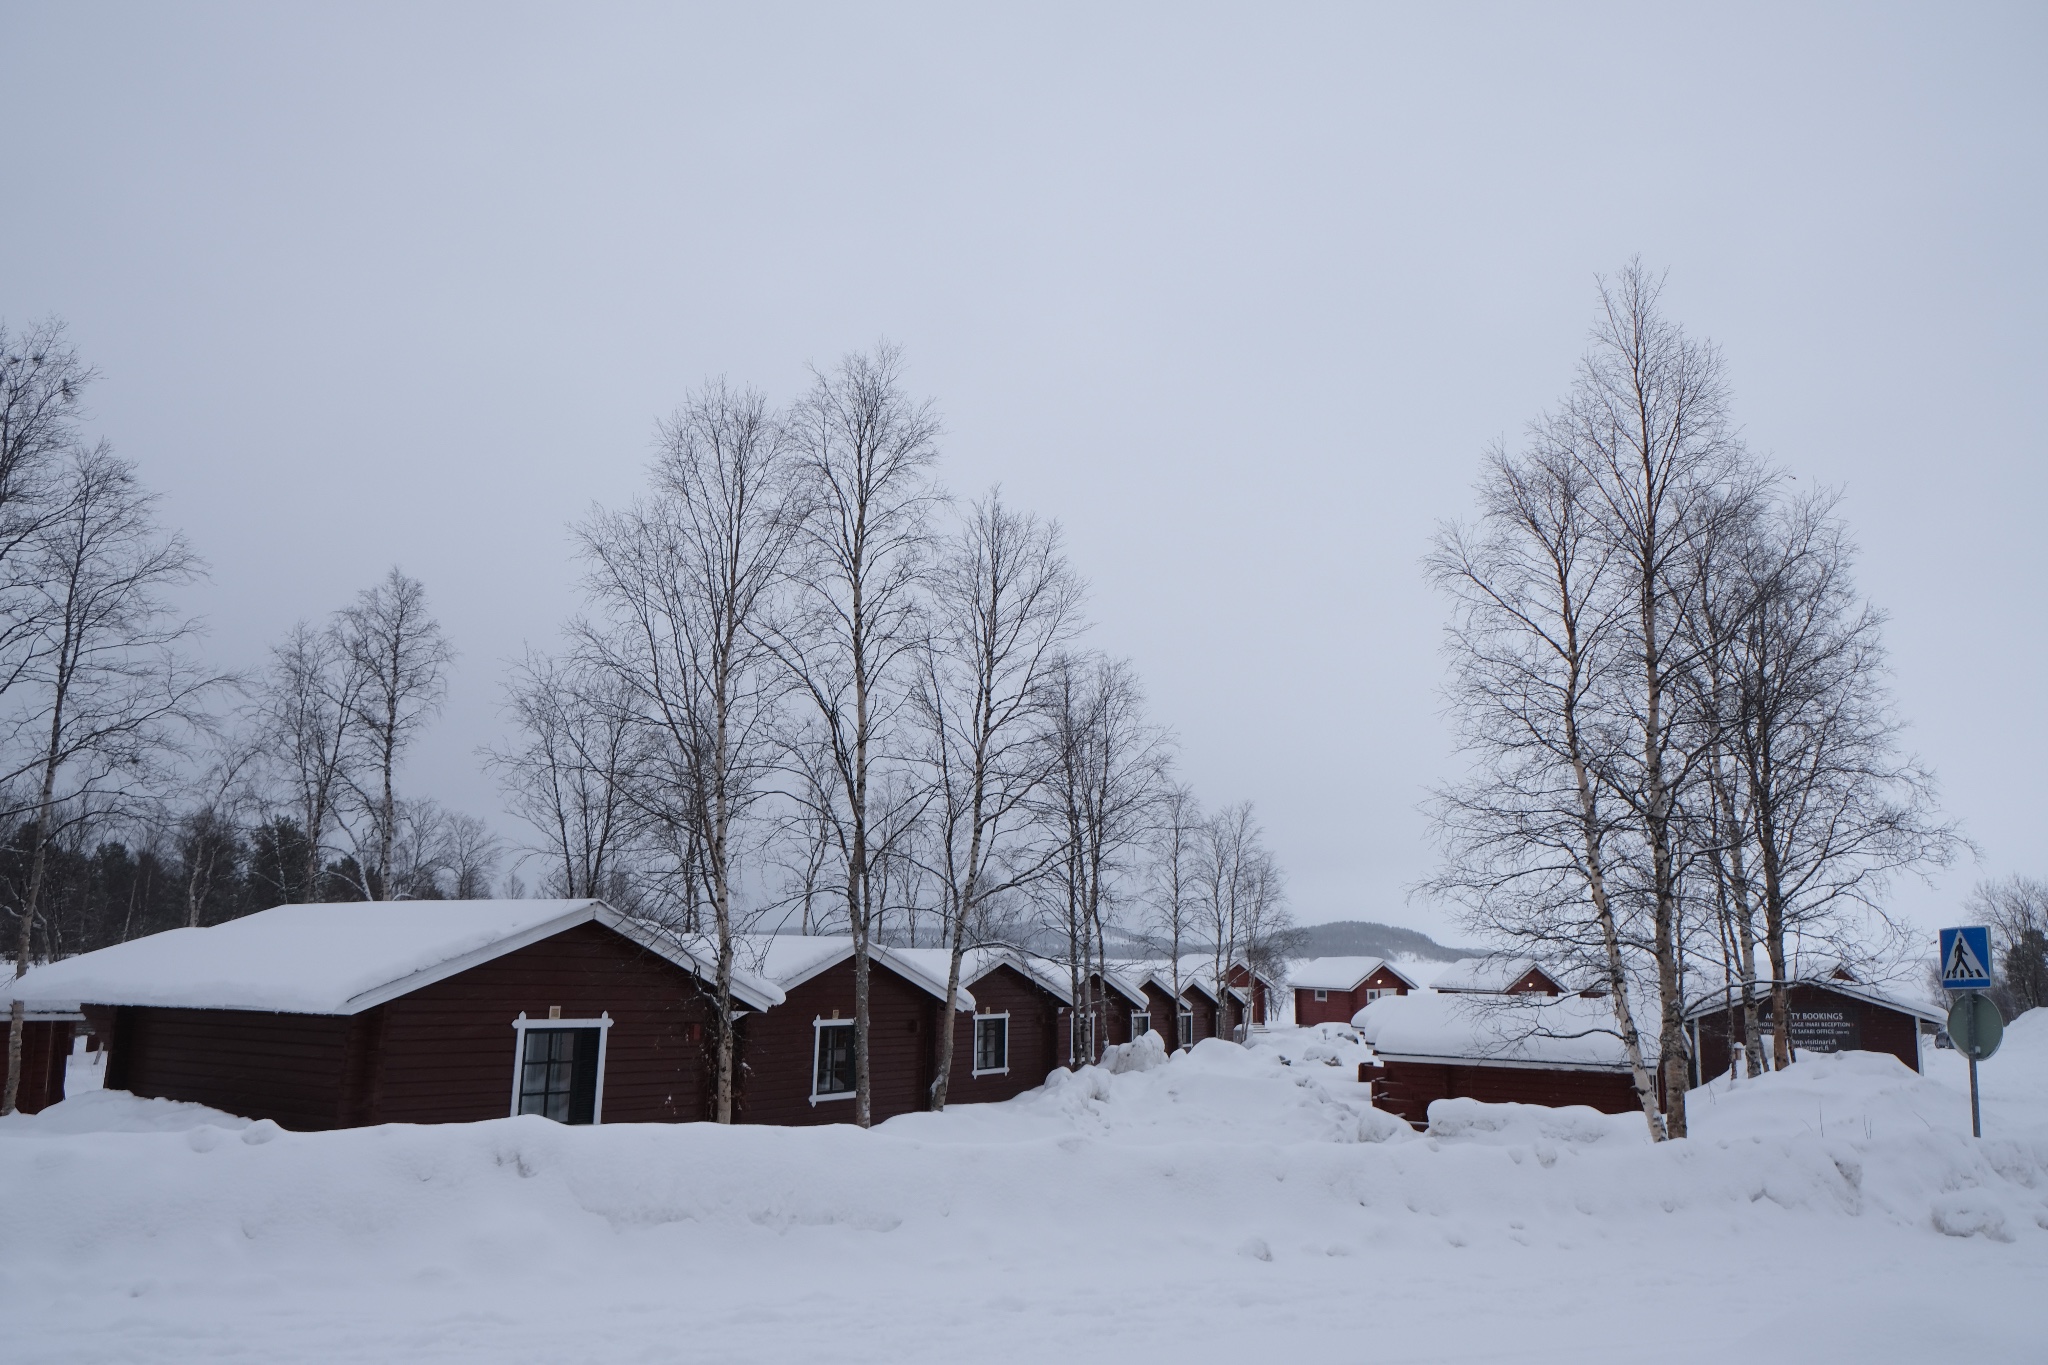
1096, 968, 1151, 1008
962, 947, 1073, 1004
733, 935, 976, 1011
0, 900, 785, 1016
1430, 956, 1568, 995
1122, 955, 1228, 1004
1288, 956, 1420, 992
1354, 992, 1634, 1071
1680, 967, 1944, 1026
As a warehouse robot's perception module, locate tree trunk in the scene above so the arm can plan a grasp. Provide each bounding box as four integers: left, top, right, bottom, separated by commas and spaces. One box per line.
1570, 749, 1663, 1139
1639, 561, 1689, 1139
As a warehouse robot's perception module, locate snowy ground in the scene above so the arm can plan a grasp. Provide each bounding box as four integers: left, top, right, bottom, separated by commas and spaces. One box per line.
3, 1021, 2044, 1364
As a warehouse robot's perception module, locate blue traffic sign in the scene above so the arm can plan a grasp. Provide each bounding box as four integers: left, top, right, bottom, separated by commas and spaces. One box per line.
1940, 926, 1992, 991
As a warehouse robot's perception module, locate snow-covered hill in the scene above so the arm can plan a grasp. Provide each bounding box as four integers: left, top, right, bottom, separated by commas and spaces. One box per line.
3, 1017, 2044, 1363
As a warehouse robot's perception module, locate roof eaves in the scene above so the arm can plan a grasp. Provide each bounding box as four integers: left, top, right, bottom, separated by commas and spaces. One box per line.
871, 945, 977, 1011
604, 912, 786, 1011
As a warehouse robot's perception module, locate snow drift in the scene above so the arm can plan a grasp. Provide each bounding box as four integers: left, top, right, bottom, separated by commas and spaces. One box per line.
3, 1019, 2045, 1363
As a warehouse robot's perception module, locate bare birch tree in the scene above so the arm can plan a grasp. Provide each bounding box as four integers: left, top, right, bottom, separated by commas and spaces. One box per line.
1555, 261, 1769, 1138
489, 650, 649, 903
1146, 782, 1202, 1046
5, 447, 213, 1113
575, 378, 801, 1123
336, 570, 451, 900
1426, 440, 1666, 1137
1702, 493, 1958, 1068
772, 345, 941, 1126
177, 738, 260, 927
256, 621, 367, 900
1035, 653, 1168, 1064
920, 491, 1083, 1108
0, 322, 84, 717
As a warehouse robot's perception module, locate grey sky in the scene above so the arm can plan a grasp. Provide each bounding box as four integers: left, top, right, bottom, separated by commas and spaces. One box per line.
3, 4, 2042, 944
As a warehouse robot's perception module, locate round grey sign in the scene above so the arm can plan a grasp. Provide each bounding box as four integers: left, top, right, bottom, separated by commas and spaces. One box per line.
1946, 993, 2004, 1062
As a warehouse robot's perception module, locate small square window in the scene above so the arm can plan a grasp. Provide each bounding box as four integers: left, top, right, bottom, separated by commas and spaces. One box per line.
1132, 1012, 1151, 1036
1313, 989, 1329, 1002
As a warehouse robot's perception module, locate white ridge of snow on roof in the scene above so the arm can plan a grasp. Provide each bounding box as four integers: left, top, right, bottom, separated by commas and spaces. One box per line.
1288, 955, 1421, 991
1355, 991, 1632, 1070
963, 947, 1073, 1005
733, 935, 976, 1011
1429, 956, 1556, 993
1680, 961, 1945, 1025
1124, 954, 1227, 1003
2, 900, 785, 1016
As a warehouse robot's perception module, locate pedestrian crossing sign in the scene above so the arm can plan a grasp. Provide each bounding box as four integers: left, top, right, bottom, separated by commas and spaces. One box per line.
1940, 926, 1992, 991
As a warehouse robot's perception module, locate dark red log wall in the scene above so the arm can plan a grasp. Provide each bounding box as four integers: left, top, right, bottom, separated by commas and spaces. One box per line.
374, 920, 720, 1124
1374, 1060, 1640, 1128
1692, 983, 1922, 1082
2, 1018, 73, 1114
734, 953, 946, 1125
90, 922, 723, 1130
945, 964, 1063, 1102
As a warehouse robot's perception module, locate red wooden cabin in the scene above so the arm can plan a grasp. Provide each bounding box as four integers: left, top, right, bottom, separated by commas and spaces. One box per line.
10, 900, 780, 1131
1357, 991, 1641, 1129
945, 950, 1068, 1100
1290, 957, 1418, 1027
1683, 967, 1939, 1084
728, 938, 977, 1124
1429, 957, 1571, 997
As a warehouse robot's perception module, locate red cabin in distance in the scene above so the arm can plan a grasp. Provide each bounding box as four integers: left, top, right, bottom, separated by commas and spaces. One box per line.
1355, 991, 1641, 1128
1290, 957, 1418, 1027
1429, 957, 1574, 997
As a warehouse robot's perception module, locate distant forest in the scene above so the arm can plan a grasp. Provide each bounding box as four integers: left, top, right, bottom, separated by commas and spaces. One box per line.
1288, 920, 1476, 963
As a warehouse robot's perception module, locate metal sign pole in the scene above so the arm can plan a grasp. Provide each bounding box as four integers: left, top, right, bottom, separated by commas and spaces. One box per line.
1941, 927, 2001, 1140
1968, 1048, 1981, 1139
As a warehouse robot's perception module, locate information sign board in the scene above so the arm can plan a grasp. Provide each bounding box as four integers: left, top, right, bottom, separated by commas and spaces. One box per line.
1786, 1007, 1859, 1053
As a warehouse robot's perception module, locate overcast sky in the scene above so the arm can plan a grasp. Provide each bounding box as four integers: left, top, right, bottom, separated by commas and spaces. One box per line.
2, 4, 2042, 946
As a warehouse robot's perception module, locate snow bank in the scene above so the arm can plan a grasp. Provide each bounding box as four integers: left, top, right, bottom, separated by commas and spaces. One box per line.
3, 1030, 2045, 1363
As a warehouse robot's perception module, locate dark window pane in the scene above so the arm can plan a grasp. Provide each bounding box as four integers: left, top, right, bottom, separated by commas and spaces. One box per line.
975, 1017, 1006, 1071
520, 1027, 599, 1125
815, 1023, 855, 1094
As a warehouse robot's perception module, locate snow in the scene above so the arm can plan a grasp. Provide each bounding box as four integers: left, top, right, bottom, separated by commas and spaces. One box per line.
2, 900, 785, 1016
1428, 954, 1564, 993
738, 936, 977, 1010
1681, 962, 1946, 1024
3, 1016, 2045, 1362
1287, 954, 1419, 991
1120, 954, 1224, 1002
1354, 989, 1634, 1068
962, 946, 1075, 1003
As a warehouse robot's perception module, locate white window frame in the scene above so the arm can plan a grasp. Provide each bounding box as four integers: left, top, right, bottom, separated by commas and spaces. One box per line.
508, 1011, 612, 1124
972, 1012, 1010, 1077
1313, 988, 1329, 1002
1177, 1006, 1194, 1048
811, 1017, 858, 1105
1131, 1011, 1151, 1036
